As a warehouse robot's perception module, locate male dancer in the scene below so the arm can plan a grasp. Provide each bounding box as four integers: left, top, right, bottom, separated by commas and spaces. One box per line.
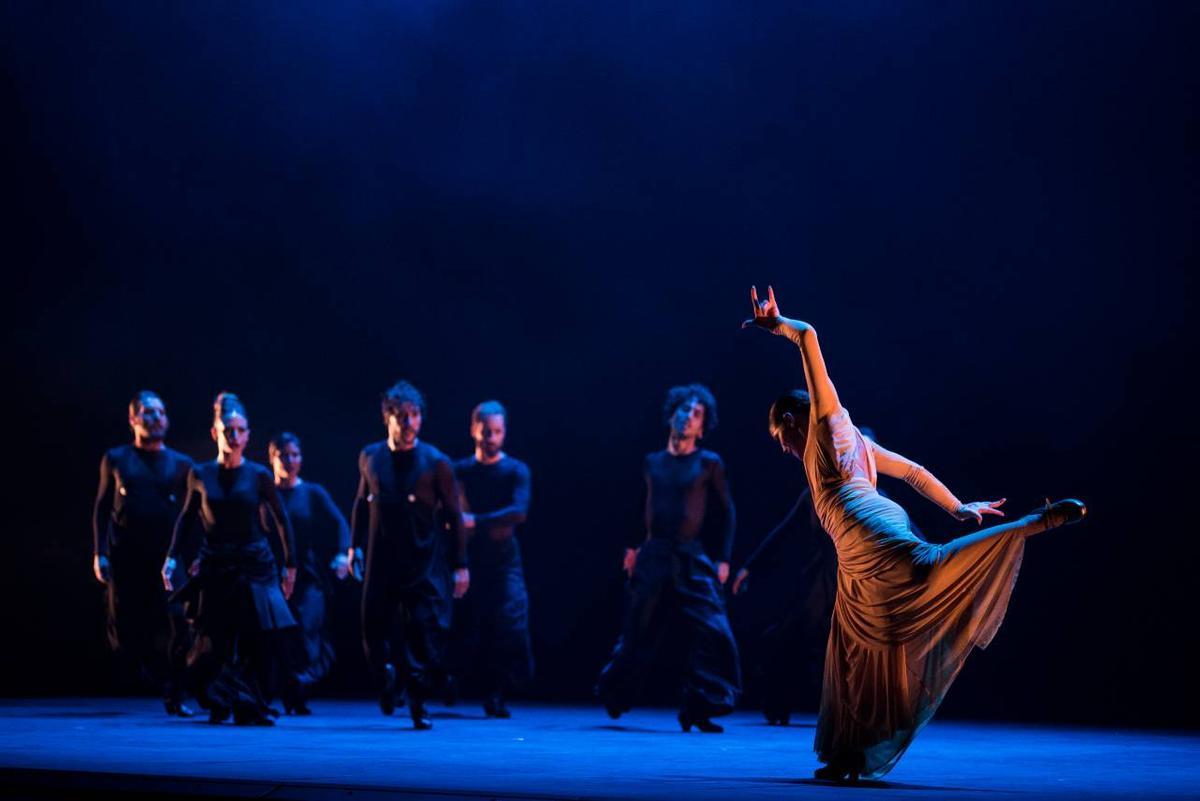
450, 401, 534, 718
348, 380, 470, 729
92, 391, 194, 716
596, 384, 741, 733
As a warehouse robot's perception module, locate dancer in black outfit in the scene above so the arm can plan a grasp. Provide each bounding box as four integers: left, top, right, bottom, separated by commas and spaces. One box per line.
450, 401, 534, 719
348, 380, 470, 730
267, 432, 351, 715
163, 392, 297, 726
596, 384, 742, 733
92, 391, 194, 717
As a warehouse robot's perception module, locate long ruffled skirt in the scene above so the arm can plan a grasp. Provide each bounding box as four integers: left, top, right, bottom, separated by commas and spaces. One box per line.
816, 497, 1025, 778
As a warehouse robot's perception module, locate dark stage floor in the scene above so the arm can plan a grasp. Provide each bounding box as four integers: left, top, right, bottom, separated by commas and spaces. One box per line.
1, 698, 1197, 800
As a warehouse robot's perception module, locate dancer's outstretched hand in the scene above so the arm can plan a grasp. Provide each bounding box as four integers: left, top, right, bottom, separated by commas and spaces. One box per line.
716, 561, 730, 586
955, 499, 1007, 524
742, 285, 782, 332
282, 567, 297, 600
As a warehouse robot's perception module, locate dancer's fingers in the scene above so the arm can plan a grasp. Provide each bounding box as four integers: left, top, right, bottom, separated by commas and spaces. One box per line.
993, 498, 1007, 508
768, 284, 778, 310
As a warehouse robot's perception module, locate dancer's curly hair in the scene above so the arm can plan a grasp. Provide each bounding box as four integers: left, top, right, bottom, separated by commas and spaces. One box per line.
663, 383, 718, 435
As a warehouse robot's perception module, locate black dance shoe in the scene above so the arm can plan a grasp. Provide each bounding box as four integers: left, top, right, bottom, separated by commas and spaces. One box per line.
207, 705, 231, 725
678, 710, 724, 733
1034, 498, 1088, 529
483, 693, 511, 719
410, 703, 433, 730
813, 764, 859, 783
164, 700, 196, 718
379, 663, 397, 716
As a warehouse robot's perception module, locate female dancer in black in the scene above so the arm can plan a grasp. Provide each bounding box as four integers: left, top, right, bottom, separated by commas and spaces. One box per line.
162, 392, 297, 726
744, 286, 1085, 781
267, 432, 351, 714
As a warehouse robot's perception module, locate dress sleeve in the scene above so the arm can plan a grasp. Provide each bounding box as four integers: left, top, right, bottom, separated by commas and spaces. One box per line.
870, 440, 962, 515
810, 407, 859, 480
474, 462, 532, 528
167, 468, 202, 562
316, 484, 352, 557
435, 458, 468, 569
350, 451, 369, 552
260, 470, 297, 568
709, 456, 736, 563
92, 452, 114, 557
635, 456, 652, 549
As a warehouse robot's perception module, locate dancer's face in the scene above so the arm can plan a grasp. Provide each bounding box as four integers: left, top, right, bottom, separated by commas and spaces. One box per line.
472, 414, 506, 459
671, 399, 706, 440
386, 402, 422, 448
773, 417, 806, 460
271, 442, 302, 481
130, 397, 169, 442
213, 412, 250, 457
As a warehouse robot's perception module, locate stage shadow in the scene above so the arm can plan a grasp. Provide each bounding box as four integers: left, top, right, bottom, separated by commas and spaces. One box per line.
745, 777, 1016, 793
19, 711, 127, 719
588, 724, 677, 734
431, 711, 489, 720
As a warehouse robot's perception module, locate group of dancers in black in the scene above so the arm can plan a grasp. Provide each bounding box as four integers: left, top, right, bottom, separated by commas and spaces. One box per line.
94, 383, 534, 729
92, 285, 1088, 781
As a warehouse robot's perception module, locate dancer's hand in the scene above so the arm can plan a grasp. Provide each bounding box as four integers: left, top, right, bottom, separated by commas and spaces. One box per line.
742, 285, 782, 332
622, 548, 638, 577
347, 547, 364, 581
188, 558, 201, 578
954, 499, 1007, 524
462, 512, 476, 529
331, 553, 350, 580
453, 567, 470, 598
161, 557, 177, 592
731, 568, 750, 596
717, 562, 730, 585
92, 554, 110, 585
282, 567, 297, 600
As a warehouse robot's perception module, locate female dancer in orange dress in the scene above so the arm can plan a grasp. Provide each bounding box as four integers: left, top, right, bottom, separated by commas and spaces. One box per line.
744, 286, 1086, 781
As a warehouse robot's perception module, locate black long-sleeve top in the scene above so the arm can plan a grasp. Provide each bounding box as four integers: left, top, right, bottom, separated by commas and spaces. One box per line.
639, 448, 736, 563
93, 444, 193, 557
168, 460, 296, 568
265, 481, 350, 583
351, 440, 468, 569
453, 455, 531, 543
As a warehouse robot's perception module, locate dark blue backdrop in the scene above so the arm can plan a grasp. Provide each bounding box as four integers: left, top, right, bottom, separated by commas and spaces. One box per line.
2, 1, 1196, 727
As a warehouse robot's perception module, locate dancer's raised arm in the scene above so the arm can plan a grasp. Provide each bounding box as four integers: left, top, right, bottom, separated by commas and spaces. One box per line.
743, 285, 841, 421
